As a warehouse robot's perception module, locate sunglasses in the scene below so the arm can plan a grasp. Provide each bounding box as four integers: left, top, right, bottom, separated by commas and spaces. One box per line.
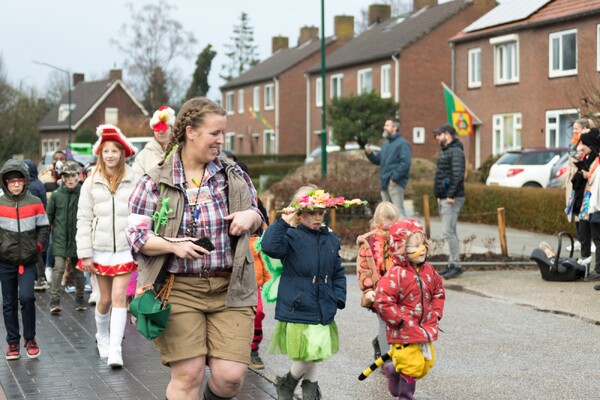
5, 178, 26, 185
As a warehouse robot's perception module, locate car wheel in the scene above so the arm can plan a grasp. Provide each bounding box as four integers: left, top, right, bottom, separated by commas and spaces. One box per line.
523, 182, 542, 188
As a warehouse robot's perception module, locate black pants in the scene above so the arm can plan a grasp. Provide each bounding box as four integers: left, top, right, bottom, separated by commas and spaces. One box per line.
590, 219, 600, 274
578, 220, 592, 258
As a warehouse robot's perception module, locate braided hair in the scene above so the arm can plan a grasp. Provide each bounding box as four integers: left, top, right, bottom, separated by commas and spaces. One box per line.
160, 97, 226, 165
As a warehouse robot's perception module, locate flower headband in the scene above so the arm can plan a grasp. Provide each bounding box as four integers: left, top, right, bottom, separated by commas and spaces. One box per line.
280, 189, 367, 214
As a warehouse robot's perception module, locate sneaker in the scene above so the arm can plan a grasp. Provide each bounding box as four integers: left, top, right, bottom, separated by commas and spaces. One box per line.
594, 284, 600, 291
577, 256, 593, 266
76, 297, 87, 311
88, 290, 99, 305
34, 279, 47, 291
84, 284, 92, 293
50, 300, 61, 315
24, 338, 40, 359
250, 350, 264, 370
64, 285, 75, 293
566, 241, 581, 252
5, 343, 20, 360
584, 272, 600, 282
443, 267, 463, 280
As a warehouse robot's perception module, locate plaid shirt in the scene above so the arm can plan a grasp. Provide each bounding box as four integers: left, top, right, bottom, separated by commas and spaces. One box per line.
127, 150, 259, 274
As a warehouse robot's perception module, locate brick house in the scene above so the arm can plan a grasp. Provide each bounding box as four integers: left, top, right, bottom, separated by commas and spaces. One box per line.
450, 0, 600, 168
38, 69, 148, 156
305, 0, 496, 162
219, 17, 354, 156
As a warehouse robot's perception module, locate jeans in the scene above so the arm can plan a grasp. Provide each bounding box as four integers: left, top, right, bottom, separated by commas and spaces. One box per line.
51, 256, 84, 301
0, 262, 36, 344
382, 182, 406, 219
439, 197, 465, 269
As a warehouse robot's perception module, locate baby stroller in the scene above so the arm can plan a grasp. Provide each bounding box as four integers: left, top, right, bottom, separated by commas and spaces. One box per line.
530, 232, 587, 281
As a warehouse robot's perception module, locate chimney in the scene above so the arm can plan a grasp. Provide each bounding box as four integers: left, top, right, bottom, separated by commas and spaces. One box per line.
298, 26, 319, 46
368, 4, 391, 26
413, 0, 438, 12
272, 36, 289, 53
72, 73, 85, 87
334, 15, 354, 40
108, 69, 122, 82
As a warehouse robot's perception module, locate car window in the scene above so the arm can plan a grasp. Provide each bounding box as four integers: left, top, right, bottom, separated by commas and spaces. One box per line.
496, 153, 521, 164
518, 151, 561, 165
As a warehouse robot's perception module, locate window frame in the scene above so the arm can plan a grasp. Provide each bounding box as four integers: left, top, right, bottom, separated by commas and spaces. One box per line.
225, 91, 234, 115
237, 89, 244, 114
490, 34, 519, 85
330, 73, 343, 99
357, 68, 373, 94
549, 29, 577, 78
315, 77, 323, 108
264, 84, 274, 110
468, 48, 482, 88
380, 64, 391, 98
263, 130, 276, 154
253, 86, 260, 111
492, 112, 522, 155
225, 132, 236, 152
545, 109, 579, 148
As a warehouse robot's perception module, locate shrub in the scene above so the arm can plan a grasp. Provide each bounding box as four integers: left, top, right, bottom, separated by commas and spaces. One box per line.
411, 181, 574, 235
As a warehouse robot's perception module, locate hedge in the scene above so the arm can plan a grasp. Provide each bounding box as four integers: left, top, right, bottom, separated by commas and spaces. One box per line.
410, 181, 575, 236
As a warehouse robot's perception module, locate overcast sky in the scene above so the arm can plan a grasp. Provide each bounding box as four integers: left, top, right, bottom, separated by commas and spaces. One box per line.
2, 0, 471, 102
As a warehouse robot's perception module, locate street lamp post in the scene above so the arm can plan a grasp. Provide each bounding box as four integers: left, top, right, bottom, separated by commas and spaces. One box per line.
32, 61, 72, 150
320, 0, 327, 178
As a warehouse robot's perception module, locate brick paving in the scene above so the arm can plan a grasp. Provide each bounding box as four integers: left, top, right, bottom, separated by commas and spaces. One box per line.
0, 289, 277, 399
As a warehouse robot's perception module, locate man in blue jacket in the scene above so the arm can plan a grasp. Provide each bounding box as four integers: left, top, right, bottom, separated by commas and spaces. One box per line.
365, 118, 411, 218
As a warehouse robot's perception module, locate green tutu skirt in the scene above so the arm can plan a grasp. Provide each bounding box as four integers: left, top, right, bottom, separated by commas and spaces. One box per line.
269, 321, 339, 361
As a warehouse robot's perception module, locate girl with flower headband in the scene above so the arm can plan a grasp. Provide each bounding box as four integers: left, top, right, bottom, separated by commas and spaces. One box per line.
262, 185, 365, 399
356, 202, 400, 361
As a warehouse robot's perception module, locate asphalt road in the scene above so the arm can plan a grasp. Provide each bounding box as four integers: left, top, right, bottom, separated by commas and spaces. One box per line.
255, 274, 600, 399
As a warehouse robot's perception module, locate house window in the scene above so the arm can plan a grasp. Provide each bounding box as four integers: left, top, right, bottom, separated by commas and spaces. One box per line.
253, 86, 260, 111
105, 108, 118, 125
237, 89, 244, 113
380, 64, 391, 98
330, 74, 343, 99
492, 113, 522, 155
42, 140, 48, 154
549, 29, 577, 78
225, 91, 234, 115
225, 132, 236, 152
264, 84, 274, 110
58, 104, 75, 122
468, 48, 481, 88
315, 78, 323, 108
545, 109, 578, 148
490, 34, 519, 85
412, 127, 425, 144
264, 130, 276, 154
357, 68, 372, 94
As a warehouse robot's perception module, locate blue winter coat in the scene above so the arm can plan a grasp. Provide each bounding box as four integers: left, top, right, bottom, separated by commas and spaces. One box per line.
365, 133, 411, 189
24, 159, 47, 209
261, 218, 346, 325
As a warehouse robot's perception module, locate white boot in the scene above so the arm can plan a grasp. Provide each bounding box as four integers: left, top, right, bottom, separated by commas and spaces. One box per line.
95, 308, 110, 358
107, 307, 127, 368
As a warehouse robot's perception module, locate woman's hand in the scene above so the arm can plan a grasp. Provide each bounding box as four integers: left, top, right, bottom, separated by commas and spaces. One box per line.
81, 257, 95, 273
224, 209, 261, 236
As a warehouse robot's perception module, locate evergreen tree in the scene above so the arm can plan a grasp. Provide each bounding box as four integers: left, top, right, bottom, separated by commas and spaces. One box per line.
220, 12, 259, 82
186, 44, 217, 100
327, 92, 398, 148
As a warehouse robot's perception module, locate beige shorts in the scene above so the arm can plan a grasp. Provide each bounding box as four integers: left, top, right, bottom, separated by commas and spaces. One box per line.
154, 275, 254, 366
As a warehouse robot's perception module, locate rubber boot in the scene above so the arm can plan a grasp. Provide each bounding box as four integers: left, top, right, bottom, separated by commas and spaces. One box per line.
301, 380, 322, 400
274, 372, 299, 400
397, 376, 416, 400
107, 307, 127, 368
95, 307, 110, 358
384, 362, 401, 397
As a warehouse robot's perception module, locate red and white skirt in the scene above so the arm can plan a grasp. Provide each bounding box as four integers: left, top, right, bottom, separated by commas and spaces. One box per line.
76, 250, 137, 276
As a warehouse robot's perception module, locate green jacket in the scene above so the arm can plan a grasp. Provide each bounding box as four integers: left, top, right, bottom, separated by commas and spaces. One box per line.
47, 183, 81, 258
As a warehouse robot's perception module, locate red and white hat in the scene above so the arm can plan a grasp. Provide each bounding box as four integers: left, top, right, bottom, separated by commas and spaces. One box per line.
93, 124, 137, 158
149, 105, 176, 133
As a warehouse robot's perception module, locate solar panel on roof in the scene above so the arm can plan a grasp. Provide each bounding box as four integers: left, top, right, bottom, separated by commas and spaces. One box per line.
463, 0, 552, 33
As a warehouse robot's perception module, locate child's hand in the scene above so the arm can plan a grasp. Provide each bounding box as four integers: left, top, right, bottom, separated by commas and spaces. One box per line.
282, 210, 295, 224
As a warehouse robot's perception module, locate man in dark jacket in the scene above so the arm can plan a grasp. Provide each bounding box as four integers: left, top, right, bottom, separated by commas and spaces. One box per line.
433, 124, 466, 280
365, 118, 411, 218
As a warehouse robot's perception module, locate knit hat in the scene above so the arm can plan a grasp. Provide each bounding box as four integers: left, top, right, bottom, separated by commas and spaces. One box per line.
149, 106, 176, 133
3, 170, 25, 182
580, 128, 600, 153
93, 124, 137, 158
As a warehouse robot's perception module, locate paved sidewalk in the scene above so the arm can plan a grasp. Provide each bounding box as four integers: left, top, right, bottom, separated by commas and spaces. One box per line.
0, 290, 277, 400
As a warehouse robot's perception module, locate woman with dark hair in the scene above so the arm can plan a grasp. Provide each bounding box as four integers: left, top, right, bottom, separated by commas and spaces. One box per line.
127, 97, 263, 400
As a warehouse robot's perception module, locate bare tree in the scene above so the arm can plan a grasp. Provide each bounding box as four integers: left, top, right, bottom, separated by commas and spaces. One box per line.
355, 0, 412, 34
110, 1, 197, 104
43, 70, 69, 105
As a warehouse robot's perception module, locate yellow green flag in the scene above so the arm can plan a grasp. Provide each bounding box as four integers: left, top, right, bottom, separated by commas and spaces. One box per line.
442, 82, 473, 137
248, 107, 273, 130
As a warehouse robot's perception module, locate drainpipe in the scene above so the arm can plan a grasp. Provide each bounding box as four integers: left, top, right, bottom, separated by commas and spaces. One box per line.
274, 77, 280, 153
450, 42, 455, 90
305, 73, 311, 158
391, 54, 399, 104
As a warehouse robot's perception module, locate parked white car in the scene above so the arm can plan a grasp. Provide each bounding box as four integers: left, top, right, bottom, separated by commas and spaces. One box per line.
486, 148, 568, 188
304, 143, 380, 163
